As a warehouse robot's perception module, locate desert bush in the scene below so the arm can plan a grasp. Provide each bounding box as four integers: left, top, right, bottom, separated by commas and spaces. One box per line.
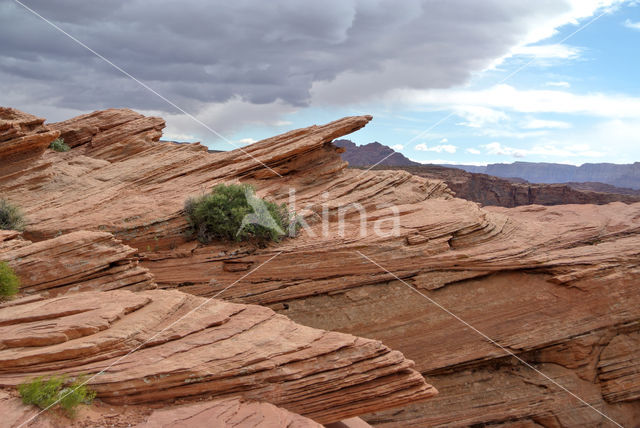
184, 183, 298, 245
19, 375, 96, 417
0, 198, 25, 231
49, 138, 70, 152
0, 261, 19, 298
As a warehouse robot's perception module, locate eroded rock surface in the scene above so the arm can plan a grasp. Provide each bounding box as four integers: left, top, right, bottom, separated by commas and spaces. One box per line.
0, 390, 332, 428
136, 398, 324, 428
0, 107, 59, 177
0, 290, 436, 425
0, 230, 155, 296
2, 107, 640, 426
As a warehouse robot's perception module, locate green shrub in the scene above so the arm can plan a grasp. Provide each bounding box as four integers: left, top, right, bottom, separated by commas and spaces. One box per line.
184, 183, 298, 245
49, 138, 70, 152
0, 261, 19, 298
19, 375, 96, 417
0, 198, 25, 231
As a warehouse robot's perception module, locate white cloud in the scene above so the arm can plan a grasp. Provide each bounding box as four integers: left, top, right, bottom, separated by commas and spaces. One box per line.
483, 142, 527, 158
440, 138, 448, 143
466, 148, 481, 154
141, 97, 298, 146
482, 141, 604, 159
476, 128, 549, 139
511, 43, 582, 59
561, 118, 640, 162
396, 84, 640, 120
237, 138, 257, 144
624, 19, 640, 30
523, 119, 572, 129
311, 1, 626, 105
454, 106, 509, 128
162, 133, 199, 142
545, 81, 571, 88
415, 143, 457, 153
390, 144, 404, 151
2, 0, 627, 149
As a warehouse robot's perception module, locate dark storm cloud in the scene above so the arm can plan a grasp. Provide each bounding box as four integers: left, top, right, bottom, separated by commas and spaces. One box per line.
1, 0, 573, 116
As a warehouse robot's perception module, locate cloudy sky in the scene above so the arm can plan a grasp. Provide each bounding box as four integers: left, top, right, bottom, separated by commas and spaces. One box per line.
2, 0, 639, 165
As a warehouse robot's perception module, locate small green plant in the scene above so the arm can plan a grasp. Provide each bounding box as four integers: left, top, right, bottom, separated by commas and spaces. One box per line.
0, 261, 19, 298
49, 138, 70, 152
184, 183, 298, 245
0, 198, 25, 231
18, 375, 96, 417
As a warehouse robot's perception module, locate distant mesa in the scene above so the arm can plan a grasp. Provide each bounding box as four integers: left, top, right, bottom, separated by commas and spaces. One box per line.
448, 161, 640, 190
333, 139, 420, 167
336, 139, 640, 207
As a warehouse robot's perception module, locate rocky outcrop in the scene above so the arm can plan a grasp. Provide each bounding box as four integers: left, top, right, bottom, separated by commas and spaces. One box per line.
0, 230, 155, 296
0, 390, 336, 427
1, 108, 388, 248
136, 398, 325, 428
3, 107, 640, 426
0, 107, 59, 177
368, 165, 640, 207
0, 290, 436, 425
597, 331, 640, 404
47, 108, 166, 162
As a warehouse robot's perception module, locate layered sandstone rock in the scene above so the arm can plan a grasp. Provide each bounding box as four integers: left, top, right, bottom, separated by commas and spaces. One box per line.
2, 107, 640, 426
136, 398, 325, 428
47, 108, 165, 162
0, 230, 155, 296
0, 290, 436, 425
1, 108, 393, 247
0, 107, 59, 177
0, 390, 330, 427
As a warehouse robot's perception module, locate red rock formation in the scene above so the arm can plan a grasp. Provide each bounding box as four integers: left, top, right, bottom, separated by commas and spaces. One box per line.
2, 108, 391, 248
0, 290, 436, 425
0, 107, 59, 177
2, 107, 640, 426
136, 398, 325, 428
0, 230, 155, 296
47, 108, 165, 162
0, 389, 342, 427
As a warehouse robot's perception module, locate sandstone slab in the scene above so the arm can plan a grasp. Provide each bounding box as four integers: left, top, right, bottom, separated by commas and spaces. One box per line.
0, 290, 436, 425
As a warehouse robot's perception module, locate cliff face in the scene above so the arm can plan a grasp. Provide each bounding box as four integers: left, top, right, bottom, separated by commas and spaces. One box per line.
2, 107, 640, 426
372, 165, 640, 207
